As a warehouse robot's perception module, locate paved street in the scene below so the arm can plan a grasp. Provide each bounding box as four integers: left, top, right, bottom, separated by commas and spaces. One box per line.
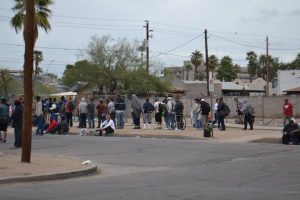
1, 131, 300, 200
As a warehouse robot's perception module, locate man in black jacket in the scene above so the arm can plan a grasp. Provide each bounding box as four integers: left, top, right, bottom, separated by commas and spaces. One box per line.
200, 99, 211, 128
115, 94, 126, 129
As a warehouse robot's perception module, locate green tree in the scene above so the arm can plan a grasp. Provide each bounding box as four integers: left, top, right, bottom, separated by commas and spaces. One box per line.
191, 50, 203, 80
86, 35, 141, 94
0, 69, 13, 98
280, 53, 300, 70
246, 51, 259, 82
216, 56, 238, 81
33, 50, 43, 76
258, 55, 279, 82
11, 0, 53, 42
184, 64, 193, 80
208, 54, 219, 76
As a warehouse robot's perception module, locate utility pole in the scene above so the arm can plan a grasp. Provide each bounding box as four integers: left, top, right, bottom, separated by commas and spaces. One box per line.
266, 36, 269, 96
144, 20, 150, 73
204, 29, 210, 96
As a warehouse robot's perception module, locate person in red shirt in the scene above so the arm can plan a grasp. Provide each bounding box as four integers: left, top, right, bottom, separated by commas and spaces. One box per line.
283, 98, 293, 126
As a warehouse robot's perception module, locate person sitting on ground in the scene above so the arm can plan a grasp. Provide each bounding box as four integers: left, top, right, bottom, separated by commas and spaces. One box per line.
58, 115, 69, 135
282, 118, 300, 144
44, 118, 58, 134
99, 114, 115, 136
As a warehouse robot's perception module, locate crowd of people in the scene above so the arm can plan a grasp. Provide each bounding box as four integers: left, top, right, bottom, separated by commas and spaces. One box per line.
0, 93, 299, 147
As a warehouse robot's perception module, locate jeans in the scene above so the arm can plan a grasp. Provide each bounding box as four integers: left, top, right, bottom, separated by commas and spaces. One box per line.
87, 113, 95, 128
218, 115, 225, 130
167, 112, 175, 129
116, 111, 125, 129
193, 113, 200, 129
79, 113, 87, 128
66, 112, 73, 127
36, 115, 44, 135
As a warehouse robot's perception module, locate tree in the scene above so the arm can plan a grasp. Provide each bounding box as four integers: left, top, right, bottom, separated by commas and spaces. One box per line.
208, 54, 219, 76
280, 53, 300, 70
10, 0, 53, 163
11, 0, 53, 42
184, 64, 193, 80
216, 56, 238, 81
21, 0, 35, 163
191, 50, 203, 80
246, 51, 259, 82
86, 35, 141, 94
0, 69, 13, 98
33, 50, 43, 76
258, 54, 279, 82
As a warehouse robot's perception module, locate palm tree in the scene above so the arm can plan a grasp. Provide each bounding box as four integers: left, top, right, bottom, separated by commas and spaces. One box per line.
208, 54, 219, 76
33, 50, 43, 76
246, 51, 259, 82
10, 0, 53, 42
184, 64, 193, 80
191, 50, 203, 80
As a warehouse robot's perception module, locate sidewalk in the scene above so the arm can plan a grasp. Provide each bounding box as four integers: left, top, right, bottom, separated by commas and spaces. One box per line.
0, 120, 283, 184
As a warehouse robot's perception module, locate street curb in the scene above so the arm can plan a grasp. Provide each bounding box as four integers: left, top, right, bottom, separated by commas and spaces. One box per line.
0, 164, 98, 184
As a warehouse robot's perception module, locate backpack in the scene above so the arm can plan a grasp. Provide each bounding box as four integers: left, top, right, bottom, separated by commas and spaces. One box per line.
69, 101, 75, 110
158, 103, 164, 113
224, 104, 230, 116
248, 104, 255, 115
175, 102, 184, 113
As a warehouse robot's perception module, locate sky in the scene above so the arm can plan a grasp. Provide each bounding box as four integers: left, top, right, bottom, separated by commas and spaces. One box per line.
0, 0, 300, 77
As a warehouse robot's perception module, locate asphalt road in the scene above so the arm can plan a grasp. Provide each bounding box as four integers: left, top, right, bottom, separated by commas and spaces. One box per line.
1, 134, 300, 200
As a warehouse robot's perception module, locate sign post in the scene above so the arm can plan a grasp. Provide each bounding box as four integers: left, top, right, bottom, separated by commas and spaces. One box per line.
209, 72, 214, 137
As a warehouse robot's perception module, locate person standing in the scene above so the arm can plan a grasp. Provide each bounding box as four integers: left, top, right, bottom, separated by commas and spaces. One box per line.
217, 97, 227, 131
242, 98, 255, 130
65, 97, 74, 127
154, 99, 163, 129
142, 98, 154, 129
212, 98, 219, 128
78, 98, 88, 128
87, 98, 95, 128
35, 96, 44, 135
283, 98, 293, 126
200, 99, 211, 128
192, 98, 201, 129
96, 100, 106, 128
108, 98, 116, 123
115, 94, 126, 129
0, 97, 9, 142
11, 99, 23, 147
174, 96, 184, 130
58, 96, 66, 119
233, 97, 244, 124
166, 97, 175, 129
131, 94, 142, 129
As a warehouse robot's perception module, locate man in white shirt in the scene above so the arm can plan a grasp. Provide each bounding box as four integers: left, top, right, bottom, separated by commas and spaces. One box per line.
99, 114, 115, 136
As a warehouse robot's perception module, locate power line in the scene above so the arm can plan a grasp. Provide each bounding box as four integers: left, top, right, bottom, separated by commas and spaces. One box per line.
151, 33, 203, 59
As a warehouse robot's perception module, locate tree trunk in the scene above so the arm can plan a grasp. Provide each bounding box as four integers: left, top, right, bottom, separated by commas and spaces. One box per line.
21, 0, 35, 163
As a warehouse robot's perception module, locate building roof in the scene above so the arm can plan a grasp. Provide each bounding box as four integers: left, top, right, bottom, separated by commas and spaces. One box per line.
222, 82, 243, 91
283, 87, 300, 92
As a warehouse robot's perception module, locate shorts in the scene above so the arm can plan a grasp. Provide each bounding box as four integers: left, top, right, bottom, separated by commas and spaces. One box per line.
155, 113, 162, 123
0, 117, 9, 131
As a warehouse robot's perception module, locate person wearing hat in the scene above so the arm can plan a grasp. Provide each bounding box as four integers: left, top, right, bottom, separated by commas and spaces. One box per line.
11, 99, 23, 147
200, 99, 211, 128
283, 98, 293, 126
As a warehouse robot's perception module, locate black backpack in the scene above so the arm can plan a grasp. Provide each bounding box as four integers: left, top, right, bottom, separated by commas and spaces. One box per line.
224, 104, 230, 116
158, 103, 164, 113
